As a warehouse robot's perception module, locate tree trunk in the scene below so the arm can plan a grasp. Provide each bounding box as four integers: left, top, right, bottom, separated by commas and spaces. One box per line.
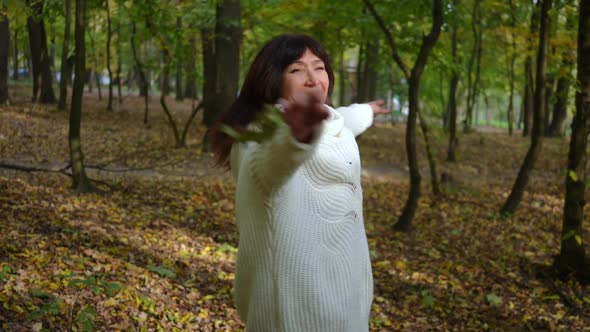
202, 0, 241, 129
69, 0, 93, 193
553, 0, 590, 283
447, 3, 459, 161
547, 14, 575, 138
501, 0, 552, 215
339, 47, 346, 107
116, 21, 122, 104
184, 37, 196, 100
0, 12, 8, 105
201, 28, 216, 125
131, 22, 149, 126
355, 43, 365, 103
544, 74, 554, 133
359, 38, 379, 102
523, 1, 541, 137
418, 109, 440, 195
95, 70, 102, 100
507, 0, 517, 136
175, 16, 183, 101
58, 0, 72, 111
546, 71, 570, 137
105, 0, 113, 111
364, 0, 443, 231
27, 0, 57, 103
464, 0, 481, 133
12, 29, 18, 80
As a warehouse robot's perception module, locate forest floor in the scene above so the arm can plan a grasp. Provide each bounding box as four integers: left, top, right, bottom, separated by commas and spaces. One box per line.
1, 84, 589, 331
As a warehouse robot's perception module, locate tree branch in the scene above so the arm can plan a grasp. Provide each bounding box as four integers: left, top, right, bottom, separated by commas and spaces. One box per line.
362, 0, 410, 79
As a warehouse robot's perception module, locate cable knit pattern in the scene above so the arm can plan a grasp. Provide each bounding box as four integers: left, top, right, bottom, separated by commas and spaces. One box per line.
230, 103, 374, 332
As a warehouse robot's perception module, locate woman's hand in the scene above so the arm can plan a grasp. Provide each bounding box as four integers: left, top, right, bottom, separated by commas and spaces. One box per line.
279, 86, 329, 143
368, 99, 389, 115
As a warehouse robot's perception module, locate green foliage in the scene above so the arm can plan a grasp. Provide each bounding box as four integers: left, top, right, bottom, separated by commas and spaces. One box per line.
147, 264, 177, 279
0, 264, 13, 281
75, 305, 98, 332
221, 104, 284, 143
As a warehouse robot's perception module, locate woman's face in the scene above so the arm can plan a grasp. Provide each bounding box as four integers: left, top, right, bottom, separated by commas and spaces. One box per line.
280, 48, 329, 104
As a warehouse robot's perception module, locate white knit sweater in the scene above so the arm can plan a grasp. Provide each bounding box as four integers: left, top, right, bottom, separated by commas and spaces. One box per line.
230, 104, 374, 332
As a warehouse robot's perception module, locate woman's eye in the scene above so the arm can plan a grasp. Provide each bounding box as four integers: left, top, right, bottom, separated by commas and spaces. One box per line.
315, 67, 325, 71
289, 69, 301, 73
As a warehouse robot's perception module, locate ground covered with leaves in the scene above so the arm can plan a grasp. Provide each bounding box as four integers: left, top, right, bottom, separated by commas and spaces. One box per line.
1, 87, 589, 331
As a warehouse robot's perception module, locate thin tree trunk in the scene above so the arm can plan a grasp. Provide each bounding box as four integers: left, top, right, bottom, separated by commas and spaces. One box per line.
360, 37, 379, 102
464, 0, 481, 132
364, 0, 443, 231
58, 0, 72, 111
0, 11, 9, 105
339, 44, 346, 107
12, 29, 18, 80
355, 43, 365, 103
523, 1, 541, 136
183, 37, 196, 100
175, 16, 183, 101
95, 70, 102, 99
105, 0, 113, 111
131, 22, 149, 126
418, 109, 440, 195
116, 21, 122, 104
553, 0, 590, 283
546, 72, 570, 137
507, 0, 517, 136
201, 28, 215, 125
544, 74, 554, 133
69, 0, 93, 193
447, 2, 459, 161
27, 0, 57, 103
547, 13, 575, 137
501, 0, 552, 215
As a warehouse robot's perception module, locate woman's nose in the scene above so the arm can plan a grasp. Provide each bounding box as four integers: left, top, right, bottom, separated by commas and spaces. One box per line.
304, 68, 319, 86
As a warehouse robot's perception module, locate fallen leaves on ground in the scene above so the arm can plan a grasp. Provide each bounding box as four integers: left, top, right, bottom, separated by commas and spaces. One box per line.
0, 87, 589, 331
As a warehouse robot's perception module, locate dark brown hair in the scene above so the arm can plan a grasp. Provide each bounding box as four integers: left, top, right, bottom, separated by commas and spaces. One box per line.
209, 34, 335, 168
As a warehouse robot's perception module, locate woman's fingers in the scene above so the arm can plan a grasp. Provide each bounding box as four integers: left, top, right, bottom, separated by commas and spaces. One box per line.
368, 99, 389, 114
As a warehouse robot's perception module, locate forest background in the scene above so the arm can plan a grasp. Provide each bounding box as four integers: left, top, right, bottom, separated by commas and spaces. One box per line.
0, 0, 590, 330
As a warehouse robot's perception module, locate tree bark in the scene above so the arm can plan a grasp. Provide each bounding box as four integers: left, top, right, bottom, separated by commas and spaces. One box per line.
544, 74, 554, 133
183, 37, 196, 100
201, 28, 215, 125
58, 0, 72, 111
547, 13, 575, 137
553, 0, 590, 283
210, 0, 240, 126
464, 0, 482, 133
507, 0, 517, 136
116, 21, 122, 104
12, 28, 18, 80
501, 0, 552, 215
131, 22, 149, 126
175, 16, 183, 101
359, 37, 379, 102
523, 1, 541, 137
69, 0, 93, 193
364, 0, 443, 231
339, 46, 346, 107
0, 11, 9, 105
105, 0, 113, 111
27, 0, 57, 103
447, 1, 459, 161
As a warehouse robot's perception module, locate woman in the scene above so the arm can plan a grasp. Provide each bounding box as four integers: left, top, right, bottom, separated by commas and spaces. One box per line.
211, 34, 387, 332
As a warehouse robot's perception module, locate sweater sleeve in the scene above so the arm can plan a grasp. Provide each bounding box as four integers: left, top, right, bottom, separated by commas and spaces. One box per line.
231, 120, 324, 194
334, 103, 374, 137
